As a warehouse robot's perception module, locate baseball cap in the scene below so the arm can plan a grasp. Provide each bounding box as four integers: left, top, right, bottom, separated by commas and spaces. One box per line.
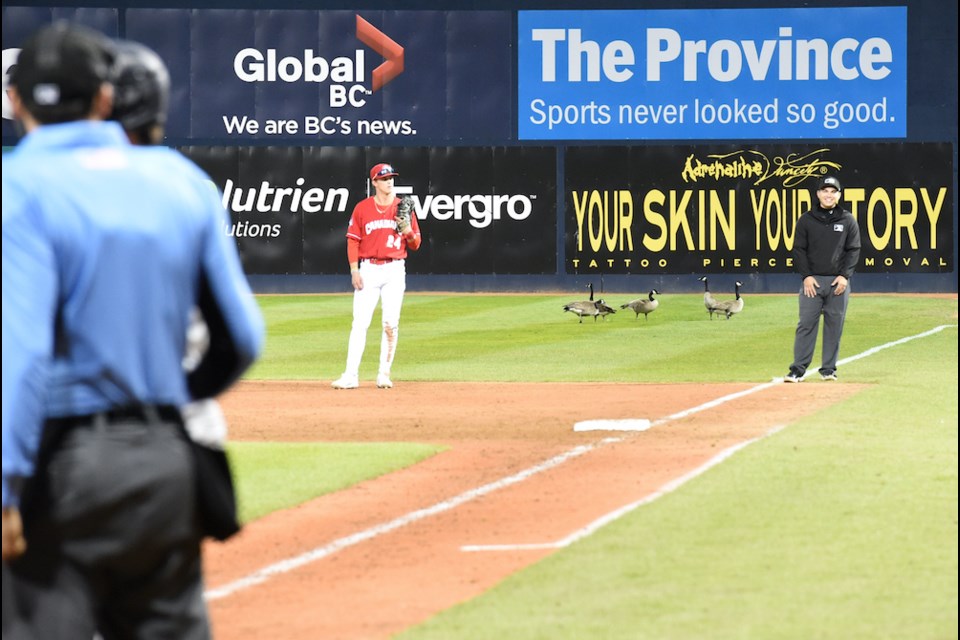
818, 176, 842, 191
370, 163, 399, 181
9, 22, 115, 124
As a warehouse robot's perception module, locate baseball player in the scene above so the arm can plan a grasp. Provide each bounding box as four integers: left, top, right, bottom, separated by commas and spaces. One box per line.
332, 163, 422, 389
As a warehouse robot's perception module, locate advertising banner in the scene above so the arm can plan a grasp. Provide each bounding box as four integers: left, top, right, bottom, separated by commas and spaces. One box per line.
180, 146, 557, 275
519, 7, 906, 140
565, 143, 952, 275
128, 9, 513, 144
1, 7, 119, 140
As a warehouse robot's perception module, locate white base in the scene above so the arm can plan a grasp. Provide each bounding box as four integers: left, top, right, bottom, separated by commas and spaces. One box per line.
573, 419, 651, 432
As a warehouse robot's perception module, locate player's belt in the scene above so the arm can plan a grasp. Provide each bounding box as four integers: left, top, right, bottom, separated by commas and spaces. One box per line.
364, 258, 400, 265
48, 405, 182, 428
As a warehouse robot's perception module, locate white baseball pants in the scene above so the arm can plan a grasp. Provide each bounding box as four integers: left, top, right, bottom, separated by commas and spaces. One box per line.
343, 260, 406, 378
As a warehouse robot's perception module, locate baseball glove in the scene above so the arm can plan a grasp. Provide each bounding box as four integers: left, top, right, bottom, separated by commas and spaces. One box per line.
395, 196, 413, 234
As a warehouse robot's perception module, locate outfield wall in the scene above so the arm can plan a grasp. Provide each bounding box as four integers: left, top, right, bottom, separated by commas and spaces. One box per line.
2, 1, 956, 293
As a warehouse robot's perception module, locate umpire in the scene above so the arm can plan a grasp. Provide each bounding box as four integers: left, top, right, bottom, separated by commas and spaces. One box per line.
784, 175, 861, 383
1, 22, 263, 639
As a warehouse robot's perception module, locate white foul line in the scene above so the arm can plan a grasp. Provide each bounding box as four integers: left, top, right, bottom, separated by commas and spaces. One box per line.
775, 324, 956, 382
205, 324, 956, 597
205, 437, 622, 600
462, 425, 786, 552
462, 323, 957, 551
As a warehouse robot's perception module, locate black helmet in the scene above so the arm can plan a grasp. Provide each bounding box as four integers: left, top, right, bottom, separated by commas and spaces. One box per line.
110, 39, 170, 134
10, 21, 115, 124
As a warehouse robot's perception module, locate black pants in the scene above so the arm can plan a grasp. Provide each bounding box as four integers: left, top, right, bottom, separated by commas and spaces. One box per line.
7, 412, 210, 640
790, 275, 850, 376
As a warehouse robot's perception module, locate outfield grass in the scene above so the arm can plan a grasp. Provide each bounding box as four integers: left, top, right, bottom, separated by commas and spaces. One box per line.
241, 292, 957, 639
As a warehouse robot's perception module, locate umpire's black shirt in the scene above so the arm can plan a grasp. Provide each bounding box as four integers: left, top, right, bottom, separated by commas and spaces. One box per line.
793, 203, 862, 280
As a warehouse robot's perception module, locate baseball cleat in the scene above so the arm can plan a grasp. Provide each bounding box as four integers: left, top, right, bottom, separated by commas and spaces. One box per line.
820, 372, 838, 381
331, 374, 359, 389
376, 373, 393, 389
783, 372, 802, 383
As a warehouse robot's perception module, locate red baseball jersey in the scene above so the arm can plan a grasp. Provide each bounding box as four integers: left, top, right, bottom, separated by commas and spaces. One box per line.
346, 196, 422, 259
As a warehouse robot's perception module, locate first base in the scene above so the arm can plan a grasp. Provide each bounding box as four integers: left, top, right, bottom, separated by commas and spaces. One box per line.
573, 418, 652, 432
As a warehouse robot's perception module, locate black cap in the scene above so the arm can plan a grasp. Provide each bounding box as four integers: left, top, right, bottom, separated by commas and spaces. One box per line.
111, 39, 170, 132
818, 176, 842, 191
10, 22, 114, 124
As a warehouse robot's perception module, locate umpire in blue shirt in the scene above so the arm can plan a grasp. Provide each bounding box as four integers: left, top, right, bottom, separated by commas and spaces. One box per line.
1, 23, 264, 639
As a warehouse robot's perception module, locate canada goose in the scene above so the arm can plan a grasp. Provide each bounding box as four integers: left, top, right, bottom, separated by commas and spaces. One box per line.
620, 289, 660, 320
563, 283, 602, 323
698, 276, 721, 319
711, 281, 744, 319
595, 298, 617, 320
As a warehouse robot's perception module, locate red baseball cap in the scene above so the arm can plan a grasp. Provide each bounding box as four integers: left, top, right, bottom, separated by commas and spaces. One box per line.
370, 163, 399, 181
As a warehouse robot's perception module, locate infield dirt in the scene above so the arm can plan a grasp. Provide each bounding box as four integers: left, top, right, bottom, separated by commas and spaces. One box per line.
205, 380, 863, 639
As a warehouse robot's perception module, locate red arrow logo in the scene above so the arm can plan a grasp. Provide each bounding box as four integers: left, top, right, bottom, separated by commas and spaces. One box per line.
356, 15, 404, 93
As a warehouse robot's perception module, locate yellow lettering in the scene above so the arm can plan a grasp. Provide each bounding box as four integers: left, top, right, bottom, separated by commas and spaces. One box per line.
588, 191, 604, 252
750, 190, 764, 251
642, 190, 667, 252
920, 188, 946, 249
711, 190, 736, 250
844, 188, 866, 222
867, 189, 893, 250
894, 188, 918, 250
865, 257, 876, 266
573, 191, 589, 252
766, 190, 784, 251
670, 191, 695, 250
619, 191, 634, 252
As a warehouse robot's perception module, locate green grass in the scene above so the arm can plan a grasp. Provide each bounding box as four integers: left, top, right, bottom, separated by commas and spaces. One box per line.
249, 292, 955, 383
227, 441, 443, 523
396, 322, 958, 640
240, 292, 957, 640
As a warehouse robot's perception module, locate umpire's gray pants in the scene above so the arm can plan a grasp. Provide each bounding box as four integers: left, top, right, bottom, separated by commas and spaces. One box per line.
7, 414, 209, 640
790, 274, 850, 376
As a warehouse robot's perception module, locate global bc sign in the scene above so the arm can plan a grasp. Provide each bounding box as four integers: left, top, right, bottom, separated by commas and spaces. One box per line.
233, 16, 402, 109
224, 15, 408, 137
519, 7, 906, 140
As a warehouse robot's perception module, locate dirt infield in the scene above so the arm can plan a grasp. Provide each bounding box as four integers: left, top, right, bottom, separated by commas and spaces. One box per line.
204, 380, 863, 639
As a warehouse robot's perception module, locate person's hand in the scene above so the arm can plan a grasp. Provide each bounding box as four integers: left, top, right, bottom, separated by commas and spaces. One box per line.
2, 507, 27, 562
803, 275, 819, 297
832, 275, 848, 295
351, 269, 363, 291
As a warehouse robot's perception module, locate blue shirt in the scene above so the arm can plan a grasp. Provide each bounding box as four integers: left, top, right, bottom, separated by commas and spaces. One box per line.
2, 120, 264, 507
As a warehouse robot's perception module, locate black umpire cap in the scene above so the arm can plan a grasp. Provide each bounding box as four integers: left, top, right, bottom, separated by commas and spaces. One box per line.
111, 39, 170, 133
818, 175, 842, 191
9, 21, 115, 124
